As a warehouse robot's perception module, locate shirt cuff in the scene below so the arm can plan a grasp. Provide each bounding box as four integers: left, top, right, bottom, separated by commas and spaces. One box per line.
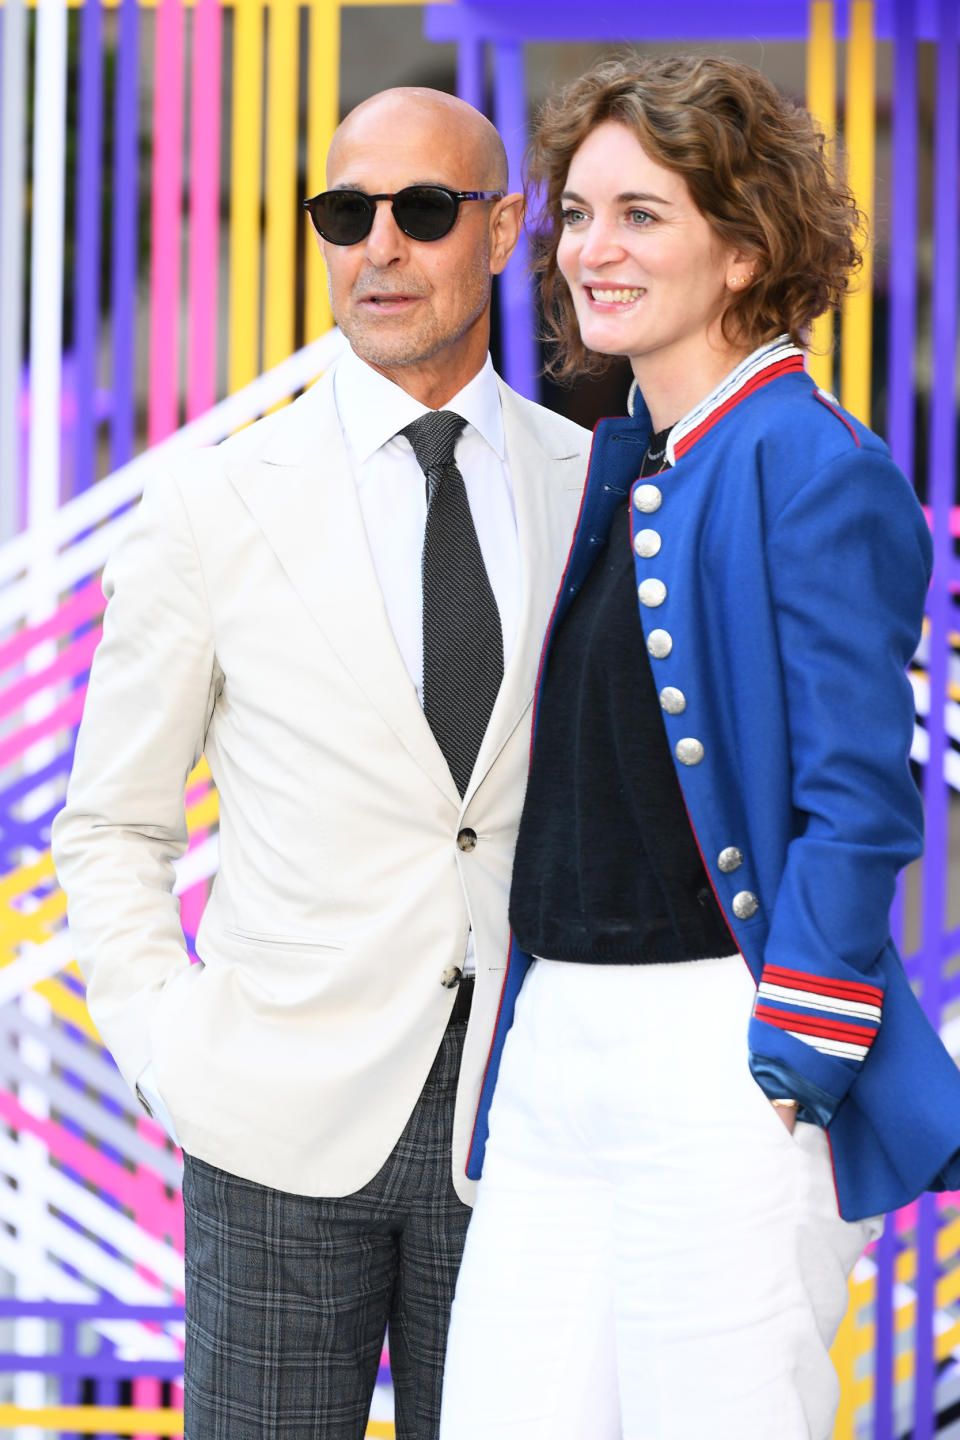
135, 1061, 181, 1146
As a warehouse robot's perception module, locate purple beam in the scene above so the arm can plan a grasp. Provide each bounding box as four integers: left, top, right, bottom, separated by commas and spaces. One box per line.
914, 2, 959, 1436
872, 1216, 897, 1440
456, 35, 485, 113
0, 1302, 183, 1319
110, 0, 140, 470
492, 42, 537, 400
72, 0, 103, 499
877, 8, 917, 1433
887, 0, 918, 484
0, 1354, 184, 1379
425, 0, 941, 46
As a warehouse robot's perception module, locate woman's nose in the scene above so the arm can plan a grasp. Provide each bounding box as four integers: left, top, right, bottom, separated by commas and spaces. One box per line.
578, 219, 624, 269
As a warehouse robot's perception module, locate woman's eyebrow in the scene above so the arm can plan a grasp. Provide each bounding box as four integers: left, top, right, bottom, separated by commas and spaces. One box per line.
561, 188, 673, 205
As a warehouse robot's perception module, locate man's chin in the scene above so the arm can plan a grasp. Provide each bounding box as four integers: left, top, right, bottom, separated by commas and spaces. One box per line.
344, 325, 443, 371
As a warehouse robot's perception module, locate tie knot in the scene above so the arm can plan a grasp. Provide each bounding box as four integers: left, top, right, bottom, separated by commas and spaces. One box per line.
401, 411, 467, 475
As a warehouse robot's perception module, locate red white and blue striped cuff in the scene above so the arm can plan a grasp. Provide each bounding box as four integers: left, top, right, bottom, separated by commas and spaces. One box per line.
753, 965, 883, 1063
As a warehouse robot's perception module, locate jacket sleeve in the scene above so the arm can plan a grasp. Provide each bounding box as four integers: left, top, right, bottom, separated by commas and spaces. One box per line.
746, 442, 932, 1115
51, 468, 221, 1094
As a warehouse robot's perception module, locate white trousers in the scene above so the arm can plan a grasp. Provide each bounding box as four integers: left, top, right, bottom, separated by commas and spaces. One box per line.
440, 955, 880, 1440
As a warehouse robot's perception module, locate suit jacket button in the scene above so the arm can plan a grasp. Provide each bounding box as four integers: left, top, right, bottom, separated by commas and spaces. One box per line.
659, 686, 686, 715
732, 891, 759, 920
675, 737, 704, 765
718, 846, 743, 873
441, 966, 463, 989
633, 483, 662, 513
457, 828, 477, 852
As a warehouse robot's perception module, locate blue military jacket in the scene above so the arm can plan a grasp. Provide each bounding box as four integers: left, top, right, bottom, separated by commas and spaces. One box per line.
467, 339, 960, 1221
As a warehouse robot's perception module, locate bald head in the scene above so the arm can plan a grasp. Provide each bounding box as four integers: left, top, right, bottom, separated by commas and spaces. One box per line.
316, 86, 523, 408
328, 88, 508, 192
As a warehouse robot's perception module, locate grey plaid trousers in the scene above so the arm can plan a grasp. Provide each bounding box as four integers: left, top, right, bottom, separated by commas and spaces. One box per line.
181, 1024, 471, 1440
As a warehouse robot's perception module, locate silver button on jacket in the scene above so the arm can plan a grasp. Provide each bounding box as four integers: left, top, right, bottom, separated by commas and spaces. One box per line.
633, 528, 662, 558
717, 846, 744, 873
659, 686, 686, 715
732, 891, 759, 920
647, 628, 673, 659
638, 578, 667, 608
675, 737, 704, 766
633, 484, 663, 513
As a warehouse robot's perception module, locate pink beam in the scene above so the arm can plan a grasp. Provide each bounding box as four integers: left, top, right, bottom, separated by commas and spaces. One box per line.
0, 628, 99, 722
0, 1089, 184, 1254
0, 578, 104, 675
0, 689, 86, 769
922, 504, 960, 537
147, 0, 186, 446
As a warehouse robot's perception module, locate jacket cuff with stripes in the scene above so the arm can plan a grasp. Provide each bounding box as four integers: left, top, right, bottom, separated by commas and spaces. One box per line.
747, 960, 884, 1114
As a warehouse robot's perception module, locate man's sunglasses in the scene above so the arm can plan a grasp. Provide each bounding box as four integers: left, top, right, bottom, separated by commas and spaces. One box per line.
302, 186, 504, 246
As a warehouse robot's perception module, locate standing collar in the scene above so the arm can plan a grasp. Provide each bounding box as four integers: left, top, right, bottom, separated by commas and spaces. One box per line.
333, 345, 505, 463
627, 335, 806, 465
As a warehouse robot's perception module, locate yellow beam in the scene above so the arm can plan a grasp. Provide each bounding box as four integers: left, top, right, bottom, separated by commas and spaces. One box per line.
0, 1406, 396, 1435
829, 1285, 861, 1439
0, 1408, 183, 1433
228, 0, 265, 394
264, 0, 300, 384
305, 0, 341, 342
806, 1, 836, 392
840, 0, 875, 424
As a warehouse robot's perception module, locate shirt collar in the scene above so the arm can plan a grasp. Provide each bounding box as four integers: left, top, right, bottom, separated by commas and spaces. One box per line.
627, 335, 806, 465
333, 345, 505, 464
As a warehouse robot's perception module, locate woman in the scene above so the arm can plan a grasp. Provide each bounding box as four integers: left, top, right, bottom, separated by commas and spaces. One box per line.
440, 54, 960, 1440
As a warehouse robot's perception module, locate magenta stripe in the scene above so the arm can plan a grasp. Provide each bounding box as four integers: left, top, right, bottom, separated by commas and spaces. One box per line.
0, 1091, 184, 1252
187, 0, 223, 420
0, 690, 86, 769
0, 629, 98, 721
147, 0, 186, 445
0, 578, 103, 673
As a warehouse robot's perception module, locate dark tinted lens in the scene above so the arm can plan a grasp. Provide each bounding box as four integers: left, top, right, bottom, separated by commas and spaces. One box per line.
393, 187, 459, 241
313, 191, 374, 244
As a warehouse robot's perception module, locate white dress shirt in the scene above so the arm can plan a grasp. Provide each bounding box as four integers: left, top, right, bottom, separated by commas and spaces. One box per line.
137, 347, 520, 1138
333, 344, 520, 697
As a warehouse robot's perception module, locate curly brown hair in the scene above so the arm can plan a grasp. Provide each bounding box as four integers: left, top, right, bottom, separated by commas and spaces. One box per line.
527, 53, 863, 381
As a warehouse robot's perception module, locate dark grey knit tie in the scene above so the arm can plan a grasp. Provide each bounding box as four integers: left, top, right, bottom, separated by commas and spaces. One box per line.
402, 410, 504, 796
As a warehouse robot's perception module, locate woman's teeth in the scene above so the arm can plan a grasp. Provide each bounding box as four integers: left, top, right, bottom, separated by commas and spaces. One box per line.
589, 287, 645, 303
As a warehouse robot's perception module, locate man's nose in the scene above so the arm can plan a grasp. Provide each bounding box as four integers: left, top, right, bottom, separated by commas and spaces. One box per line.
363, 198, 408, 265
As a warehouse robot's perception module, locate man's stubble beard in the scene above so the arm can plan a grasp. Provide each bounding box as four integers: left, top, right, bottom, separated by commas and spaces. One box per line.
331, 249, 491, 370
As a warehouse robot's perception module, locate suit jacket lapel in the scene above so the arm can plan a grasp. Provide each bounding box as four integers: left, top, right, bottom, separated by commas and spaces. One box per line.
227, 372, 461, 805
464, 381, 587, 803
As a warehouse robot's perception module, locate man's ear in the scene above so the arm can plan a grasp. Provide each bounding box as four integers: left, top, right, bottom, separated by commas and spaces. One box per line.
488, 193, 525, 275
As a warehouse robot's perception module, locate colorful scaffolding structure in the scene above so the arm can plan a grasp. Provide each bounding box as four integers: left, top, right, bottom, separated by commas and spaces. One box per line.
0, 1, 957, 1436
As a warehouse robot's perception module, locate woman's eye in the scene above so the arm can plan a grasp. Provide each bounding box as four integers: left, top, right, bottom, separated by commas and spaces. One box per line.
560, 208, 587, 226
627, 208, 654, 225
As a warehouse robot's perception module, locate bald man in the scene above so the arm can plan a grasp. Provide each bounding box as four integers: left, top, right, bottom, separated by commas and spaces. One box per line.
52, 88, 590, 1439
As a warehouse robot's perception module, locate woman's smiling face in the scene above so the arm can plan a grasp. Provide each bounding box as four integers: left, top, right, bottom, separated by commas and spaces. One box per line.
557, 120, 750, 394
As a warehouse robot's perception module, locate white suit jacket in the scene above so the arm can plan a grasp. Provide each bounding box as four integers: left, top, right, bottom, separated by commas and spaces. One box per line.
52, 367, 590, 1203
